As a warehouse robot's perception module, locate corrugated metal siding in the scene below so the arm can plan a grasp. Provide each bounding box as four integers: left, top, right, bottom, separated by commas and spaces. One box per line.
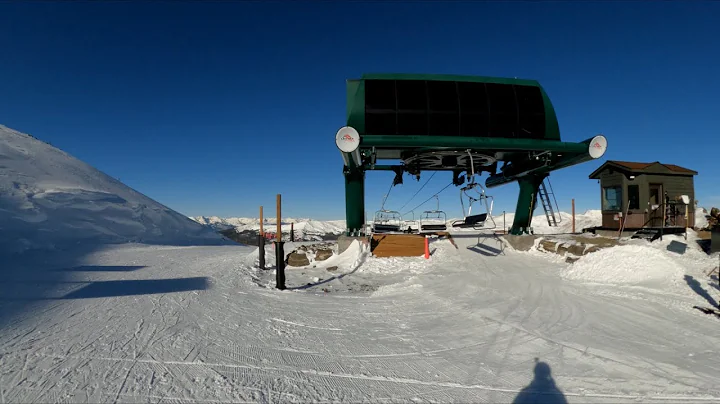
595, 170, 696, 228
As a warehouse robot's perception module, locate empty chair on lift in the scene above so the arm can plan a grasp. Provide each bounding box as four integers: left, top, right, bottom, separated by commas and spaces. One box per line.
373, 210, 403, 233
451, 182, 495, 229
452, 213, 488, 228
420, 195, 448, 232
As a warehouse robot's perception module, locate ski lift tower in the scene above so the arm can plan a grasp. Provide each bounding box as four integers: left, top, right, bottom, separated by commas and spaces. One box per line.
336, 73, 608, 236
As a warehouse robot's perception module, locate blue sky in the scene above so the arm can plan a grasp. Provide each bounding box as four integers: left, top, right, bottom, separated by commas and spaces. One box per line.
1, 1, 718, 220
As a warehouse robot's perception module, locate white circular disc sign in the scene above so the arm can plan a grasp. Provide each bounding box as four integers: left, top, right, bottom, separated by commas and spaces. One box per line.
588, 135, 607, 159
335, 126, 360, 153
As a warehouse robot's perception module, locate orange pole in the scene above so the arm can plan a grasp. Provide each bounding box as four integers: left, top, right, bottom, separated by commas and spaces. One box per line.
276, 194, 282, 241
572, 199, 575, 233
424, 236, 430, 259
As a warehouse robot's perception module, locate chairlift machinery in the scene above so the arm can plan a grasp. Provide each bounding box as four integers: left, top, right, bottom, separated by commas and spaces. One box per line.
450, 151, 496, 230
338, 73, 608, 236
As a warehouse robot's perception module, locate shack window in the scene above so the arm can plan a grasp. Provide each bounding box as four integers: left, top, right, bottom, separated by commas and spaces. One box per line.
628, 185, 640, 209
603, 186, 622, 211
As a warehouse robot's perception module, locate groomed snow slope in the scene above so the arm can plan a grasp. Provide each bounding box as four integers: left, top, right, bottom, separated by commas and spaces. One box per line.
0, 125, 228, 255
2, 231, 720, 403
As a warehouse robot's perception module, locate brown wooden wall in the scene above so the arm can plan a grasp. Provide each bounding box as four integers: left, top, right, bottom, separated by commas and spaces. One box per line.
597, 168, 695, 229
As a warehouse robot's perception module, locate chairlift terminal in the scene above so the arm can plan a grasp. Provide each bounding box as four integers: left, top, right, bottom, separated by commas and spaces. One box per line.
337, 73, 607, 236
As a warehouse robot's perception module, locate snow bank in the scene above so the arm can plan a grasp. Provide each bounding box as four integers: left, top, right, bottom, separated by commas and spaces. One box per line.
562, 244, 686, 287
695, 207, 709, 229
0, 125, 228, 255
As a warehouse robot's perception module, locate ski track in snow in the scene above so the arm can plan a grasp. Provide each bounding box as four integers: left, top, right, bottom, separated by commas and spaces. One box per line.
1, 236, 720, 403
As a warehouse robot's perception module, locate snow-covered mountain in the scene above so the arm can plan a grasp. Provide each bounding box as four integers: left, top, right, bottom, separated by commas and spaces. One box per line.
192, 210, 604, 236
0, 125, 229, 255
192, 216, 315, 230
192, 215, 346, 236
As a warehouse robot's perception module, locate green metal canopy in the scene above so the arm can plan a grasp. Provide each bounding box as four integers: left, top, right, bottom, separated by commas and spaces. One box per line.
338, 73, 607, 235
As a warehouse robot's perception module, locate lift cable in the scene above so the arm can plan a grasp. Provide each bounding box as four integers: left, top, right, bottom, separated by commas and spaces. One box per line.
379, 180, 396, 210
402, 181, 454, 217
397, 172, 436, 212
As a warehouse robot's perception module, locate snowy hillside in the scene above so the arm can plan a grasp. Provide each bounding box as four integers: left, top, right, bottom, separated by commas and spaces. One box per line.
192, 216, 314, 230
0, 125, 228, 255
479, 209, 602, 234
196, 206, 713, 237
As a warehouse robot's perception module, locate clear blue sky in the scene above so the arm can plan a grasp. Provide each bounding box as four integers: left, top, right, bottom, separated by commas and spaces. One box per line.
1, 1, 718, 220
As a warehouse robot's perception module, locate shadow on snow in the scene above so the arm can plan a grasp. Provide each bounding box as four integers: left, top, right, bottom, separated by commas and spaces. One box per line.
513, 358, 568, 404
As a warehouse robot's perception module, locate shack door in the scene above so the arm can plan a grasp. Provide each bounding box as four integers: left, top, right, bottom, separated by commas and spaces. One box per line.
648, 183, 663, 227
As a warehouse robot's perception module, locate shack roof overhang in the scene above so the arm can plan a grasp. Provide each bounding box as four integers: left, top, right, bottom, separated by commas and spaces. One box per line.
589, 160, 698, 180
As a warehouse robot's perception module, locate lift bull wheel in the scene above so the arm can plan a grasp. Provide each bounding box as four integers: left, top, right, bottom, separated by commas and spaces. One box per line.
402, 150, 496, 172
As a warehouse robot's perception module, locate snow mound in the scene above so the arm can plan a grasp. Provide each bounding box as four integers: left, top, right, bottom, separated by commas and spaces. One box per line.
695, 207, 709, 229
562, 244, 686, 287
0, 125, 228, 255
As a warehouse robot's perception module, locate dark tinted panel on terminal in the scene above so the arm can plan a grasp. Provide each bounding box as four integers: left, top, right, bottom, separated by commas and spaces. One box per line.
365, 79, 396, 111
458, 82, 489, 137
364, 79, 547, 138
514, 84, 546, 139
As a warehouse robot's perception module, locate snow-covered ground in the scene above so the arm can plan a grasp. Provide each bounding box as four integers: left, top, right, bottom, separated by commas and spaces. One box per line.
0, 125, 230, 255
4, 124, 720, 403
2, 231, 720, 403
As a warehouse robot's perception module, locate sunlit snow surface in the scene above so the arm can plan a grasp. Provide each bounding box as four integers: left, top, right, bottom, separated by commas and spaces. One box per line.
3, 124, 720, 403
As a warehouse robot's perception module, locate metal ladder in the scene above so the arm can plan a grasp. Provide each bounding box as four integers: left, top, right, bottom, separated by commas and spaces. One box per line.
538, 178, 562, 227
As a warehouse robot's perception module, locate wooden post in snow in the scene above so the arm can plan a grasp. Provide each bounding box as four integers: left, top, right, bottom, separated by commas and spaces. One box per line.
276, 194, 282, 241
275, 194, 286, 290
259, 206, 264, 236
572, 199, 575, 233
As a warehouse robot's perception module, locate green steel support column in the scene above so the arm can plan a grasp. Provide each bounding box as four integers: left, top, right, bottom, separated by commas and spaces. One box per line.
510, 174, 547, 235
344, 168, 365, 235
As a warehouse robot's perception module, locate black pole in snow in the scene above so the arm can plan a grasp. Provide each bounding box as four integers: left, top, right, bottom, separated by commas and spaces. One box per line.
275, 241, 286, 290
258, 234, 265, 270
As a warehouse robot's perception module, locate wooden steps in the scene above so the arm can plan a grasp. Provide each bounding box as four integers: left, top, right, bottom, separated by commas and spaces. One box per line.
371, 233, 426, 257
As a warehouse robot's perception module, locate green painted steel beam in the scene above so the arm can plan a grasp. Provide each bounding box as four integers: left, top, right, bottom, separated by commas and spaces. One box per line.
346, 79, 364, 133
361, 73, 540, 87
485, 153, 593, 188
360, 135, 588, 154
509, 174, 546, 235
367, 165, 399, 171
344, 169, 365, 234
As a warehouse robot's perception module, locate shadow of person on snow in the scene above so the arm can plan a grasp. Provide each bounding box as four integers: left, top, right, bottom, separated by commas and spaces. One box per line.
513, 358, 568, 404
684, 274, 718, 307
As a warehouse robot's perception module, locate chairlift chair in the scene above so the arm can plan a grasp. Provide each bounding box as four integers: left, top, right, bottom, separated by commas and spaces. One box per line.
372, 194, 403, 233
420, 195, 448, 233
451, 182, 496, 230
373, 210, 403, 233
401, 211, 419, 233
